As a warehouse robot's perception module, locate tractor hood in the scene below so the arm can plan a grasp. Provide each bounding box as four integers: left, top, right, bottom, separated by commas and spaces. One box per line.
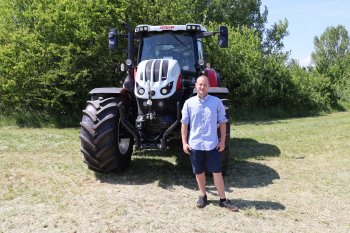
134, 59, 181, 99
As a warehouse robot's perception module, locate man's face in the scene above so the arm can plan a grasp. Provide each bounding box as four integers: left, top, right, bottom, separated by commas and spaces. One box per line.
195, 77, 209, 96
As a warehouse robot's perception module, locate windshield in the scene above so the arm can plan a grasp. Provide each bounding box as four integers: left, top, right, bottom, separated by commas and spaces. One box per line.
140, 34, 196, 73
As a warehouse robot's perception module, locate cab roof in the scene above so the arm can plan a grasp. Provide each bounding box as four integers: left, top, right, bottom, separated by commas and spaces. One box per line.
135, 24, 207, 33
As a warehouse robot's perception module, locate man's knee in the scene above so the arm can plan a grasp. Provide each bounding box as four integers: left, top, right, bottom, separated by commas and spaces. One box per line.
212, 172, 223, 178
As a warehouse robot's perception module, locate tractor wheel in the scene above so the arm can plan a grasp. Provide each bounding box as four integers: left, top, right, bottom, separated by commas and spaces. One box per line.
80, 97, 134, 172
220, 99, 231, 175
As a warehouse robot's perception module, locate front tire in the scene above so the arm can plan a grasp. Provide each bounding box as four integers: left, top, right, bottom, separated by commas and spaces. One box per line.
80, 97, 134, 172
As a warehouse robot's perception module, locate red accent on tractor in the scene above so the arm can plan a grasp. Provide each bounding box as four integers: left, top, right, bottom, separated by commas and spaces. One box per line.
204, 68, 218, 87
160, 25, 175, 30
176, 74, 182, 90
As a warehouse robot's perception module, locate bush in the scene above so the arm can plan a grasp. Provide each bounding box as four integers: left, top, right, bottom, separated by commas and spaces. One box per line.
0, 0, 125, 122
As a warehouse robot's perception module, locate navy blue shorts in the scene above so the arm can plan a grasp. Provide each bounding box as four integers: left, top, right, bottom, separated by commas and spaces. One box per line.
189, 148, 222, 174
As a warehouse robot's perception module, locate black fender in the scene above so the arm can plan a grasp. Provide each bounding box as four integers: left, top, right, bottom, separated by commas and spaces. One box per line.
89, 87, 139, 148
89, 87, 137, 119
89, 87, 133, 103
90, 87, 127, 95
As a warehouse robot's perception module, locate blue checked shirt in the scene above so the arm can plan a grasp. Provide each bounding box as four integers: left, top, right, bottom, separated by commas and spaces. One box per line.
181, 94, 228, 151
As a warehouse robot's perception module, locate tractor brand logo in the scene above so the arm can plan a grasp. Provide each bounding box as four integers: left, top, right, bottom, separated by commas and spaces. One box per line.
160, 25, 175, 30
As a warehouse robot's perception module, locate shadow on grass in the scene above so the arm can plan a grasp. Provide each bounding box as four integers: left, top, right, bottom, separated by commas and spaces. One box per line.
95, 137, 281, 190
234, 199, 285, 210
226, 137, 281, 188
228, 160, 280, 188
231, 137, 281, 160
95, 151, 197, 190
94, 138, 285, 211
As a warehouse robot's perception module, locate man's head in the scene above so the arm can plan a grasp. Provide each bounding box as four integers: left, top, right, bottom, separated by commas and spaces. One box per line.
195, 75, 209, 98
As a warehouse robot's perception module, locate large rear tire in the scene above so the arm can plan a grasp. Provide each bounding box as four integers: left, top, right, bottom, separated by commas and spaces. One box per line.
80, 97, 134, 172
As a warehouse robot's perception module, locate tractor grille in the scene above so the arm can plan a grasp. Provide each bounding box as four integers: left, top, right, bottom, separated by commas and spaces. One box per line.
144, 59, 169, 82
135, 58, 180, 100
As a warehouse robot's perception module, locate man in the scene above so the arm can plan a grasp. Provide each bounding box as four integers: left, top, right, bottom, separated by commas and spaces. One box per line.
181, 75, 239, 211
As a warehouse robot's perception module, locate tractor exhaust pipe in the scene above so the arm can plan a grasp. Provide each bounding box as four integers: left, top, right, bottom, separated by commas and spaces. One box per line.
122, 23, 135, 67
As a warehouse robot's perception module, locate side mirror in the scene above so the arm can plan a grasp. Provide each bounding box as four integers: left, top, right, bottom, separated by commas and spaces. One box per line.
108, 28, 118, 49
218, 26, 228, 48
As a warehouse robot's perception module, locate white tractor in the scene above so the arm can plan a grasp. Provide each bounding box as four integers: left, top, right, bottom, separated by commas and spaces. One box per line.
80, 23, 231, 173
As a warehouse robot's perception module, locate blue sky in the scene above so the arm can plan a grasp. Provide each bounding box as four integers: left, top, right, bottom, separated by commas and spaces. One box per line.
262, 0, 350, 66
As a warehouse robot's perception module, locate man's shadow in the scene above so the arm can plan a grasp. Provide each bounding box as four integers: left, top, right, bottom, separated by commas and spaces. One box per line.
206, 138, 284, 210
228, 137, 281, 188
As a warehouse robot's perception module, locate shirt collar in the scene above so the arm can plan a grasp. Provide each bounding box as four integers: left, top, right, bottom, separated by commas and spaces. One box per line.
197, 94, 209, 102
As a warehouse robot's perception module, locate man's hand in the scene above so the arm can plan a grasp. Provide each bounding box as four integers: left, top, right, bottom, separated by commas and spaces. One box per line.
216, 140, 225, 152
217, 122, 226, 152
181, 123, 191, 154
183, 143, 192, 154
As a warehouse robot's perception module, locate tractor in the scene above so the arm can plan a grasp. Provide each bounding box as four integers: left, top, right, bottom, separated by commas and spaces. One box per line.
80, 23, 231, 174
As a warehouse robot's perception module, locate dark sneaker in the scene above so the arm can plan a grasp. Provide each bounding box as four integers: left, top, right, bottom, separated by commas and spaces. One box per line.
219, 199, 239, 212
196, 195, 208, 208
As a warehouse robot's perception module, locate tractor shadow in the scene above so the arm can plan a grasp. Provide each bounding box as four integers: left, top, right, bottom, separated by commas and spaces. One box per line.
94, 137, 285, 211
95, 137, 281, 192
95, 147, 197, 190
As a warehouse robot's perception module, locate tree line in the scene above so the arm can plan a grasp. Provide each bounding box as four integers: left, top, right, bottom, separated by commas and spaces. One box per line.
0, 0, 349, 126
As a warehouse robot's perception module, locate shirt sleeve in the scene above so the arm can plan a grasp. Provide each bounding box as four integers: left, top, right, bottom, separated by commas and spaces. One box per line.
181, 100, 190, 125
217, 99, 228, 124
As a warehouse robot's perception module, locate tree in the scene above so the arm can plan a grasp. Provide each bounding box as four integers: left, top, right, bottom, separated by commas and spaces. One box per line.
1, 0, 335, 123
0, 0, 127, 118
125, 0, 268, 33
206, 24, 294, 110
312, 25, 349, 77
200, 0, 268, 34
311, 25, 350, 105
263, 18, 289, 55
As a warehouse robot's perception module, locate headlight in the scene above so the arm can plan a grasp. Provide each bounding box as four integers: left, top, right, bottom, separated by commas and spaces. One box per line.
160, 81, 174, 95
157, 101, 164, 108
138, 88, 145, 95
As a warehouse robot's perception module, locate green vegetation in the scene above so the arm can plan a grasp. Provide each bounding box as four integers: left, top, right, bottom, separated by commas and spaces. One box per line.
0, 0, 349, 126
1, 112, 349, 232
1, 3, 349, 231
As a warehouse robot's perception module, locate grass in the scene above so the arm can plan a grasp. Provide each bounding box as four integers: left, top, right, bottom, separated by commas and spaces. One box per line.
0, 111, 350, 232
0, 111, 81, 128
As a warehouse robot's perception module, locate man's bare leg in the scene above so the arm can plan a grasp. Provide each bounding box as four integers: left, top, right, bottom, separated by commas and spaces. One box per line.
196, 172, 206, 196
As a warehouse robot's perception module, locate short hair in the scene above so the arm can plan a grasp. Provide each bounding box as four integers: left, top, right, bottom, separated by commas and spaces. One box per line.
196, 75, 209, 83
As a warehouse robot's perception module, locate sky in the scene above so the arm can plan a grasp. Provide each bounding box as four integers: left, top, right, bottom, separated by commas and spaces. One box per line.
262, 0, 350, 66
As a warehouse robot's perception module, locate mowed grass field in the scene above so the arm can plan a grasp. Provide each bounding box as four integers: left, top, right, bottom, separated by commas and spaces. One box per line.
0, 111, 349, 233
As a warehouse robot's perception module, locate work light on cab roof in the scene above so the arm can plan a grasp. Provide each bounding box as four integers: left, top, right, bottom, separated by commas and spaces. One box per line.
135, 24, 206, 34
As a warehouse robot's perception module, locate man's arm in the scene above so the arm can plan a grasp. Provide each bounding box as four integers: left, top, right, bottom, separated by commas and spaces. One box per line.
217, 122, 226, 152
216, 98, 227, 152
181, 123, 191, 154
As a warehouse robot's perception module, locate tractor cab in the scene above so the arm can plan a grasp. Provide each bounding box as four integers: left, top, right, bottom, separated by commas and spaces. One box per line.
136, 24, 207, 80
